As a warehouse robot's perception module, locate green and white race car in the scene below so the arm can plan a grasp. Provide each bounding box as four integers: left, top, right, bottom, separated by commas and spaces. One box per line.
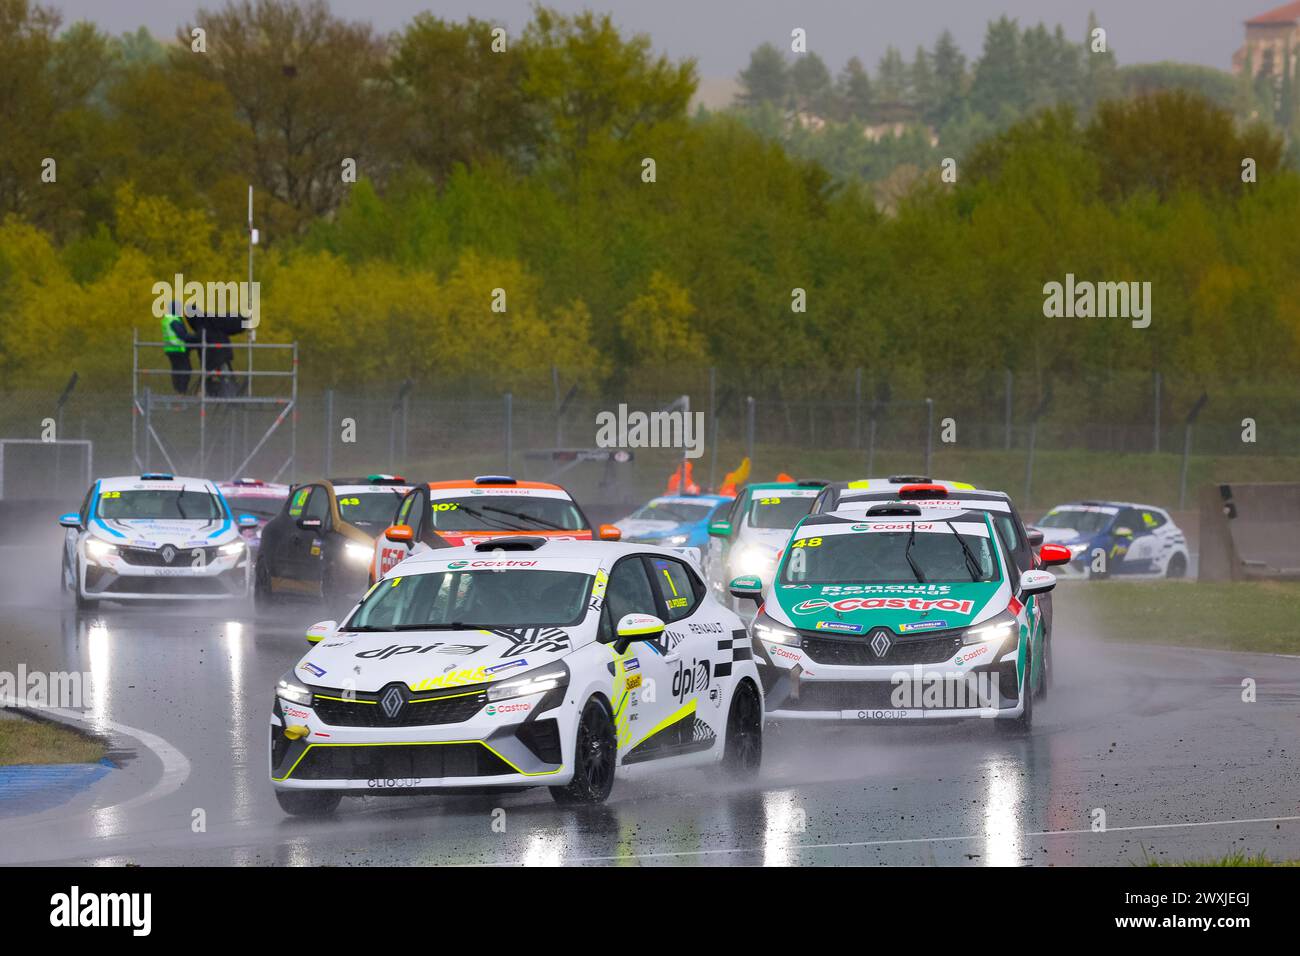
731, 502, 1057, 732
704, 480, 826, 613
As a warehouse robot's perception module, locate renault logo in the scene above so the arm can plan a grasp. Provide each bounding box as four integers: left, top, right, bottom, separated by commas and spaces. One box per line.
380, 685, 404, 719
160, 545, 177, 564
869, 629, 893, 658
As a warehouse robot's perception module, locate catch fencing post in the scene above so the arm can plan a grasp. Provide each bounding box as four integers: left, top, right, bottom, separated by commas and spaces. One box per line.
1022, 385, 1053, 508
143, 388, 152, 472
707, 367, 717, 491
745, 396, 755, 464
1178, 392, 1209, 510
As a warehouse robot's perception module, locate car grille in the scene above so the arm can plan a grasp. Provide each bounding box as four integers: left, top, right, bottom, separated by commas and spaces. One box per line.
785, 676, 1005, 712
800, 631, 962, 666
117, 544, 221, 567
94, 573, 236, 596
288, 742, 514, 780
311, 687, 487, 727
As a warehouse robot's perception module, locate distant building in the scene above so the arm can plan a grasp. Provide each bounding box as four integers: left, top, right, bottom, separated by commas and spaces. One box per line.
1234, 2, 1300, 78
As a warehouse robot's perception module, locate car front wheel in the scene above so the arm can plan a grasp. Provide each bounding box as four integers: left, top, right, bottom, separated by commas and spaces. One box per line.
1165, 553, 1187, 579
551, 697, 616, 805
720, 680, 763, 778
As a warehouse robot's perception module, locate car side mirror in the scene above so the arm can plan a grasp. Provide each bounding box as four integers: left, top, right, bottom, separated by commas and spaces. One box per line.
1026, 526, 1044, 548
613, 613, 665, 654
708, 520, 732, 538
385, 523, 414, 545
58, 512, 82, 529
237, 513, 260, 529
297, 517, 323, 531
1019, 569, 1057, 596
1038, 543, 1072, 567
305, 619, 337, 645
599, 523, 622, 541
1113, 526, 1133, 538
728, 575, 763, 605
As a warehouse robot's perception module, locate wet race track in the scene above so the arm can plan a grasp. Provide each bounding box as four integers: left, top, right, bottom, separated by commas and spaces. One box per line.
2, 518, 1299, 867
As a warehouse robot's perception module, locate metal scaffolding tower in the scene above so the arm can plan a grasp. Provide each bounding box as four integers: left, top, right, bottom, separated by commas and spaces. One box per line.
131, 329, 298, 481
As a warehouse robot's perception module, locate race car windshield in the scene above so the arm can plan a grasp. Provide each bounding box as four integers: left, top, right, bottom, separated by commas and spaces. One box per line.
337, 491, 405, 528
748, 495, 815, 529
224, 495, 286, 519
1038, 509, 1113, 535
347, 569, 593, 629
781, 529, 999, 585
628, 500, 715, 523
428, 496, 586, 533
97, 490, 224, 521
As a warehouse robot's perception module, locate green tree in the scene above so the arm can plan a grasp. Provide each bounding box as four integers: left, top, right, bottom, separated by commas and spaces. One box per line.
790, 51, 833, 116
930, 30, 967, 126
875, 46, 910, 122
522, 6, 696, 178
737, 42, 789, 108
970, 16, 1026, 119
836, 56, 873, 122
1086, 90, 1283, 201
390, 14, 539, 184
176, 0, 396, 237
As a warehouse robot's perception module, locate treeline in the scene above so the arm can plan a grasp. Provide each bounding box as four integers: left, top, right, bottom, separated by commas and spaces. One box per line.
0, 0, 1297, 420
727, 15, 1294, 188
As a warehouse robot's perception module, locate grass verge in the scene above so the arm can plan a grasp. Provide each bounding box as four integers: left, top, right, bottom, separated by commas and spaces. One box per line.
0, 713, 106, 766
1058, 579, 1300, 655
1147, 851, 1300, 866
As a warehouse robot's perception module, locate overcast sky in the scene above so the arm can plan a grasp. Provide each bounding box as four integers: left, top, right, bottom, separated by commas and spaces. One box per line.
56, 0, 1266, 76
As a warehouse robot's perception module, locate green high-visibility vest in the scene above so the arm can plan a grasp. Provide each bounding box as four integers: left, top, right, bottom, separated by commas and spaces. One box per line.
161, 314, 187, 353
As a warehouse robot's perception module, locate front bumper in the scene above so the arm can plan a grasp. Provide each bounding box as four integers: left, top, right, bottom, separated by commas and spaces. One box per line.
80, 554, 251, 600
269, 690, 569, 791
757, 634, 1025, 722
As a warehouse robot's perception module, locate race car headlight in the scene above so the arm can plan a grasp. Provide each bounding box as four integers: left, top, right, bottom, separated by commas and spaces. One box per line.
1067, 543, 1088, 557
753, 609, 801, 647
662, 534, 689, 546
486, 662, 570, 702
219, 540, 246, 556
276, 670, 313, 706
344, 542, 372, 564
962, 611, 1018, 647
733, 545, 777, 576
85, 539, 118, 561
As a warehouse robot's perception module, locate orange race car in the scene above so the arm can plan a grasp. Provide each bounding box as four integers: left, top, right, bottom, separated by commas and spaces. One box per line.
370, 475, 621, 581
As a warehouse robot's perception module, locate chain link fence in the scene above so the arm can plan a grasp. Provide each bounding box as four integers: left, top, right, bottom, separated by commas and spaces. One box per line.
1, 365, 1296, 515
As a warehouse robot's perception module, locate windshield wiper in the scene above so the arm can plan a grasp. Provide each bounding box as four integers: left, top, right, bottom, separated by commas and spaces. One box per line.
904, 520, 927, 583
455, 505, 525, 532
482, 505, 564, 530
944, 519, 984, 581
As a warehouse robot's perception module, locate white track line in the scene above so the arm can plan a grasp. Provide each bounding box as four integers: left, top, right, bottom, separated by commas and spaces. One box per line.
1, 696, 191, 816
516, 814, 1300, 865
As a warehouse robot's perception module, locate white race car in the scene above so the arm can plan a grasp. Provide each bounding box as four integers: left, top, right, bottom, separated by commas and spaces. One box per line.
269, 538, 763, 814
58, 473, 256, 609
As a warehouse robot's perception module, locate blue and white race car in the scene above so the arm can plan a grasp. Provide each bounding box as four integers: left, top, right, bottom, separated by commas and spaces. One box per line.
58, 473, 258, 609
614, 494, 732, 549
1036, 500, 1190, 579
